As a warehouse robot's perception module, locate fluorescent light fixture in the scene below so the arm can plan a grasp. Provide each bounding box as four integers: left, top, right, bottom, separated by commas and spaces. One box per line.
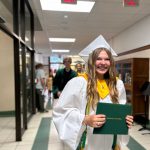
40, 0, 95, 13
52, 49, 70, 53
49, 38, 75, 42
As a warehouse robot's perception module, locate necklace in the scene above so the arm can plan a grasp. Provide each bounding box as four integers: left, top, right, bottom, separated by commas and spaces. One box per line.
97, 80, 109, 99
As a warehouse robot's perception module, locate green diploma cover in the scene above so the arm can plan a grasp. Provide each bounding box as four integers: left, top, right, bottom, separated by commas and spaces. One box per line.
93, 103, 132, 135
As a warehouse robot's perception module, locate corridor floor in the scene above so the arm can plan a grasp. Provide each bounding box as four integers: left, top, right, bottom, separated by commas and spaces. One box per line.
0, 107, 150, 150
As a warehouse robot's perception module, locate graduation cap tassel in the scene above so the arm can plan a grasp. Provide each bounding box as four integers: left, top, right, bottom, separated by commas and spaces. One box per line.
112, 134, 121, 150
114, 145, 121, 150
76, 93, 91, 150
76, 129, 87, 150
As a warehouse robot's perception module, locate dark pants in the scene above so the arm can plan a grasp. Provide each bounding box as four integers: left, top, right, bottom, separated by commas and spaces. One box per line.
36, 89, 44, 112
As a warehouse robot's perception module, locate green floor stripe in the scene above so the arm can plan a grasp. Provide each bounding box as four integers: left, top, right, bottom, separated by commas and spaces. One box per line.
127, 136, 146, 150
32, 117, 51, 150
0, 111, 15, 117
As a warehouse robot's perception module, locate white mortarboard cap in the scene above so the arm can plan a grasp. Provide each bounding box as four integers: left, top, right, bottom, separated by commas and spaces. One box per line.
79, 35, 117, 60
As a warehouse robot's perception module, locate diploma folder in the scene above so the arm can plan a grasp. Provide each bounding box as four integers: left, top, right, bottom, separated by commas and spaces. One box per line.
93, 103, 132, 135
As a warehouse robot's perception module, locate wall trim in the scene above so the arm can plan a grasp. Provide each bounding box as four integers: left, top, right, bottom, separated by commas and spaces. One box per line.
118, 45, 150, 56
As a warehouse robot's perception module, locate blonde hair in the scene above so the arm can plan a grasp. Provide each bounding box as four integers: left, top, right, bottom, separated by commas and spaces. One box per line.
86, 48, 118, 109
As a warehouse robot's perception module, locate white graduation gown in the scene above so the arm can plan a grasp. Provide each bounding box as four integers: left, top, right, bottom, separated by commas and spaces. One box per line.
53, 77, 129, 150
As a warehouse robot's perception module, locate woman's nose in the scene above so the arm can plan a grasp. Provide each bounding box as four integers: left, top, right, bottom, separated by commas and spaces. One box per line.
100, 59, 106, 64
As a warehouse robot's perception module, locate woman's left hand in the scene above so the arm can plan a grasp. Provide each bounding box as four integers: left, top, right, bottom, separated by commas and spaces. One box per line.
126, 115, 134, 128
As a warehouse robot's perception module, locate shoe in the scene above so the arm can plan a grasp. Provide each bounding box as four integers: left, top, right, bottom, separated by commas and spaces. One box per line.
44, 109, 49, 112
39, 110, 44, 113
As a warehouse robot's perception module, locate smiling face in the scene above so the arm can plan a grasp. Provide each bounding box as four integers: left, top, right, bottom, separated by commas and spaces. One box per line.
95, 50, 111, 79
76, 63, 82, 73
87, 48, 114, 80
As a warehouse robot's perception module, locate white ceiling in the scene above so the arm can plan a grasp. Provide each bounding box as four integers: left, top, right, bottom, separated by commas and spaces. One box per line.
29, 0, 150, 56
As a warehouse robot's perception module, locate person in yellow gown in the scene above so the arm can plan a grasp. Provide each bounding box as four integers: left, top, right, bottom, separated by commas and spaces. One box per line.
75, 63, 85, 76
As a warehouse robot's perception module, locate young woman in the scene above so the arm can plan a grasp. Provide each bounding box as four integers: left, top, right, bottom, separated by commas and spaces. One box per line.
53, 47, 133, 150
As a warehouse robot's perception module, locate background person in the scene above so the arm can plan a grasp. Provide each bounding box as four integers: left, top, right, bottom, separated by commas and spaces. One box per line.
52, 57, 77, 99
53, 35, 133, 150
75, 62, 84, 76
35, 63, 46, 112
47, 69, 53, 95
46, 69, 54, 105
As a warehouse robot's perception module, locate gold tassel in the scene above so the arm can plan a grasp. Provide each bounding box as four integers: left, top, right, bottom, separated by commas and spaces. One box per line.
114, 144, 121, 150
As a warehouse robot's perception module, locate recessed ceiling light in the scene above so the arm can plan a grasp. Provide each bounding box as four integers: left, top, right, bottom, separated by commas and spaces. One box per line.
40, 0, 95, 13
49, 38, 75, 42
25, 37, 29, 41
64, 15, 68, 18
26, 54, 30, 57
52, 49, 70, 53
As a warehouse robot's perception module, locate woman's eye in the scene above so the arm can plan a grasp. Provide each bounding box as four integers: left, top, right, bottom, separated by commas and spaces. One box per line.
97, 58, 110, 61
105, 58, 110, 61
97, 58, 102, 60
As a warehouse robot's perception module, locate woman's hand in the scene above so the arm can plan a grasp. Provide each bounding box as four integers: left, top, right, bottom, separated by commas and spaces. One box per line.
83, 114, 106, 128
126, 115, 134, 128
57, 91, 61, 98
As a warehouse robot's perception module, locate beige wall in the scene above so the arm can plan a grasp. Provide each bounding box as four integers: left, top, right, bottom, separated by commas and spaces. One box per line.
111, 15, 150, 54
0, 30, 15, 111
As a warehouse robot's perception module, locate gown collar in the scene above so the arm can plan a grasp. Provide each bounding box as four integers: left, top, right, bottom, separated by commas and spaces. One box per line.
78, 73, 110, 99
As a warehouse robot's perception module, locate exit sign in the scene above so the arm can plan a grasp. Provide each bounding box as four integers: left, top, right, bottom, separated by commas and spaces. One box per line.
61, 0, 77, 4
123, 0, 139, 7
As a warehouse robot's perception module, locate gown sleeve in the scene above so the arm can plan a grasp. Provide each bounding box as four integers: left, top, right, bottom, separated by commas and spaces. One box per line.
116, 79, 130, 148
52, 77, 87, 150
